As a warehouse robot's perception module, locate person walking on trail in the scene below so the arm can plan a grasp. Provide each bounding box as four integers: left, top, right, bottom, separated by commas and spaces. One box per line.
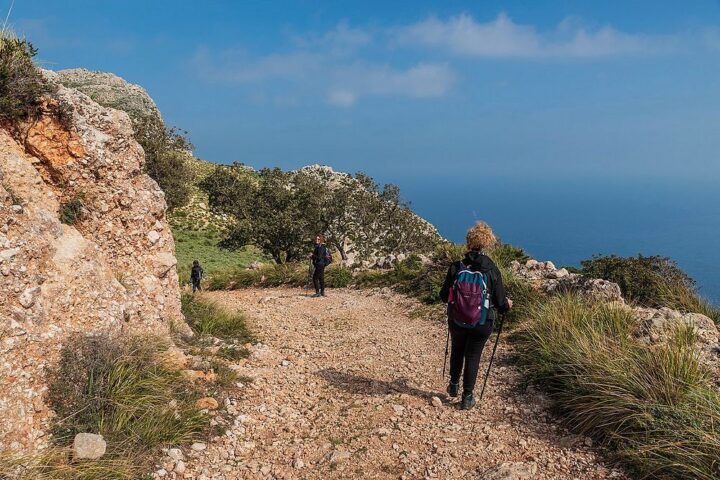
440, 222, 512, 410
310, 234, 332, 297
190, 260, 204, 293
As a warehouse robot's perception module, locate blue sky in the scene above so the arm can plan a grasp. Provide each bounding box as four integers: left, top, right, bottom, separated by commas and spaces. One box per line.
6, 0, 720, 184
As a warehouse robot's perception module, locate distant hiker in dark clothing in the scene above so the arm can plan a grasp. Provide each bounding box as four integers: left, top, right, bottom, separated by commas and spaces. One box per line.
440, 222, 512, 410
191, 260, 204, 293
309, 234, 332, 297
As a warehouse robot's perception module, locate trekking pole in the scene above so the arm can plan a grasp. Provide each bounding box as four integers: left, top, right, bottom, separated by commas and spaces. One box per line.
479, 313, 505, 401
305, 260, 314, 292
442, 324, 450, 380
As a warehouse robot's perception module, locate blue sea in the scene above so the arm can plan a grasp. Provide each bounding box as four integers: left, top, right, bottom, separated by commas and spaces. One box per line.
400, 176, 720, 304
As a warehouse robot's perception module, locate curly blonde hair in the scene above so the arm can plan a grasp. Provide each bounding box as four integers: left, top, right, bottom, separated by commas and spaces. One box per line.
466, 222, 497, 251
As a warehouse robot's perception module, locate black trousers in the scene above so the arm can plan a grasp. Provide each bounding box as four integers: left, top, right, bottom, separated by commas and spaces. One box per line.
449, 318, 494, 394
312, 264, 325, 293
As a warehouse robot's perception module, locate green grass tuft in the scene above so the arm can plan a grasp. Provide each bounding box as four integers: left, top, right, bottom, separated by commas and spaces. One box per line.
58, 195, 84, 225
36, 334, 210, 478
181, 293, 253, 343
517, 295, 720, 479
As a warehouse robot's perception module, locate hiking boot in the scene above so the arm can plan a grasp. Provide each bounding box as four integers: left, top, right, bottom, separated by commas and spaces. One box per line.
321, 291, 326, 297
446, 382, 459, 398
311, 293, 321, 298
461, 392, 476, 410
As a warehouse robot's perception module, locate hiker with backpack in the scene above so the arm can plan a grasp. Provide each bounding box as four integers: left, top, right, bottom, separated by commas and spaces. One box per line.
190, 260, 204, 293
440, 222, 512, 410
309, 234, 332, 297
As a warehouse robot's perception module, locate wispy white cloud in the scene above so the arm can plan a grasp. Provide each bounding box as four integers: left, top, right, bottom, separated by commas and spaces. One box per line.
192, 47, 323, 83
327, 90, 356, 107
192, 42, 456, 107
294, 20, 373, 55
393, 13, 676, 58
331, 62, 456, 101
190, 14, 713, 108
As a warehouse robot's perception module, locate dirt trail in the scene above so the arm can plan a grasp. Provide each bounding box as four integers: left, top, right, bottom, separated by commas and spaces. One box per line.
183, 288, 626, 479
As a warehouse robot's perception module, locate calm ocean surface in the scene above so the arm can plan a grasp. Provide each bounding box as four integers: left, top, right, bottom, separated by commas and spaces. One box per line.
401, 177, 720, 304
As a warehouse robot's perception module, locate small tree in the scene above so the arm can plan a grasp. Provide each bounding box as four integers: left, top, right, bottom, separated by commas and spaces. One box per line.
202, 165, 440, 264
134, 117, 194, 211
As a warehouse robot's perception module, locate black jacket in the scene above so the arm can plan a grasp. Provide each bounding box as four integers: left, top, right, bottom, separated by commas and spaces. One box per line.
312, 244, 328, 267
440, 250, 510, 319
191, 265, 204, 281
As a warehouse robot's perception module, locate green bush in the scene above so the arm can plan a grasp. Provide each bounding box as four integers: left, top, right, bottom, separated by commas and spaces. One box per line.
135, 119, 194, 211
324, 265, 353, 288
580, 254, 719, 322
44, 334, 209, 477
58, 195, 84, 225
181, 293, 252, 342
0, 31, 53, 124
579, 254, 693, 307
518, 295, 720, 479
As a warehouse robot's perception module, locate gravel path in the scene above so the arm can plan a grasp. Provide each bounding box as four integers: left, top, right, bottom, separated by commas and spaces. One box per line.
181, 288, 626, 480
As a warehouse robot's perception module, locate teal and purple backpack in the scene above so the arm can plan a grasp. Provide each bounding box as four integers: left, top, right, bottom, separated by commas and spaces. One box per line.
448, 262, 491, 327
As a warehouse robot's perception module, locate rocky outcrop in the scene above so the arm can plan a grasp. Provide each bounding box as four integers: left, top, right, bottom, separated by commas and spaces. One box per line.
633, 306, 719, 379
56, 68, 162, 129
510, 259, 624, 303
0, 71, 186, 452
510, 258, 719, 380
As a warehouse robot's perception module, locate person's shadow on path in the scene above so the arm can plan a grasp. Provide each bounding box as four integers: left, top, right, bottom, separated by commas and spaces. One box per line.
316, 368, 438, 401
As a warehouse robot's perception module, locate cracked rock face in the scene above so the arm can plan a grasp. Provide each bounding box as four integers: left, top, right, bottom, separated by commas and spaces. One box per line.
0, 72, 188, 453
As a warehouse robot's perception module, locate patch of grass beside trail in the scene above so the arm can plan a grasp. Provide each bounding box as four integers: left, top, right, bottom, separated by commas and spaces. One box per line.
517, 295, 720, 480
207, 262, 352, 291
181, 293, 253, 344
0, 334, 211, 479
173, 228, 266, 284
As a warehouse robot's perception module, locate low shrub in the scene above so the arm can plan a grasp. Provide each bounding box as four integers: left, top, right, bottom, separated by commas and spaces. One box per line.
133, 118, 195, 211
58, 194, 84, 225
324, 265, 353, 288
0, 31, 53, 124
181, 293, 252, 343
518, 295, 720, 479
579, 254, 694, 307
43, 334, 209, 477
580, 254, 720, 323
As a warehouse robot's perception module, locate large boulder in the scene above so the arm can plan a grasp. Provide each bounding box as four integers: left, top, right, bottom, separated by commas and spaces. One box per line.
0, 71, 187, 453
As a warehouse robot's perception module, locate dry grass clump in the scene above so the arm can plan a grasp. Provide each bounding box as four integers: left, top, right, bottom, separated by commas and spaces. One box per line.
0, 334, 214, 479
518, 295, 720, 479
